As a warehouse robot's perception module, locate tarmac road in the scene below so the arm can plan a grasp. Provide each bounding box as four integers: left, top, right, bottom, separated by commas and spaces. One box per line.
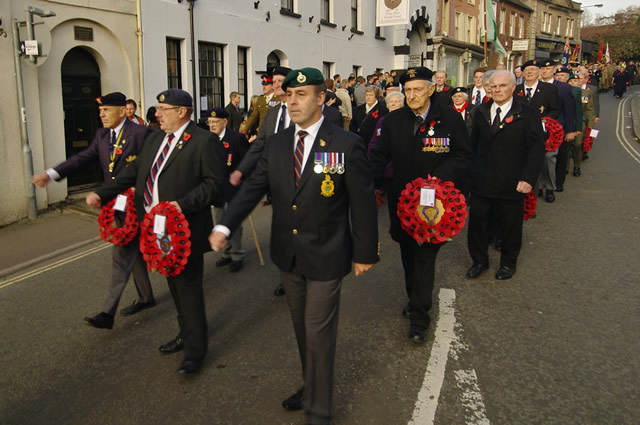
0, 88, 638, 425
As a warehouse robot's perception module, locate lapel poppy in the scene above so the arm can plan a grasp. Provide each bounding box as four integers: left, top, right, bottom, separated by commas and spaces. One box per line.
182, 133, 192, 141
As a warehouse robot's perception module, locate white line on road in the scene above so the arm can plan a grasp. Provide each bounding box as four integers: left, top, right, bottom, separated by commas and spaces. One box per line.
615, 95, 640, 165
454, 369, 491, 425
408, 288, 458, 425
0, 243, 110, 289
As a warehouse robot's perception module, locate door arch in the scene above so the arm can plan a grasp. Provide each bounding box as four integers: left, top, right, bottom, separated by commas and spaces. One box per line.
61, 47, 102, 190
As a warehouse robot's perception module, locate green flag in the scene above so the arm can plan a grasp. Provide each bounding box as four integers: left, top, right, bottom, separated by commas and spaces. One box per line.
481, 0, 508, 57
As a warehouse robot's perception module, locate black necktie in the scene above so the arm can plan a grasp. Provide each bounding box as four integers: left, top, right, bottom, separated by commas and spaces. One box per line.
526, 87, 532, 102
492, 107, 502, 131
277, 105, 287, 132
475, 90, 481, 105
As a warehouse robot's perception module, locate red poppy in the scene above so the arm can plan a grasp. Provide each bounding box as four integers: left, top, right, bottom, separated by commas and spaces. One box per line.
429, 120, 436, 128
182, 133, 192, 141
116, 148, 123, 155
504, 116, 513, 124
518, 91, 524, 96
223, 142, 229, 148
372, 111, 379, 119
420, 125, 426, 133
443, 86, 449, 92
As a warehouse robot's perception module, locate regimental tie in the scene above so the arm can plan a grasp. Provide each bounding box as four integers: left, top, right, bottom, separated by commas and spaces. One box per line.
110, 130, 117, 155
526, 87, 533, 102
277, 104, 287, 132
144, 133, 174, 207
475, 89, 481, 105
294, 130, 308, 186
492, 107, 502, 131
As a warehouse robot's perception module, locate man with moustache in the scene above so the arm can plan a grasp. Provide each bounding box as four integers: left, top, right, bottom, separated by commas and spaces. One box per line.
32, 92, 156, 329
209, 68, 379, 425
85, 89, 224, 375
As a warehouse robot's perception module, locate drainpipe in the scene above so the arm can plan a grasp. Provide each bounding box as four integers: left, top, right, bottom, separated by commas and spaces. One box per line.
136, 0, 145, 115
188, 0, 198, 119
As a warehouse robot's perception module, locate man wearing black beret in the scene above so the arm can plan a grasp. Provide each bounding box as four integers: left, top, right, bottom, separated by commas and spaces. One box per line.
210, 67, 379, 425
86, 88, 225, 375
32, 92, 156, 330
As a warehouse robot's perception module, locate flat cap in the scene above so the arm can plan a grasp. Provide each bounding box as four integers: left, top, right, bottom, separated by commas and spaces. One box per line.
399, 67, 434, 85
282, 67, 325, 90
156, 89, 193, 107
204, 108, 229, 120
521, 59, 539, 70
95, 92, 126, 106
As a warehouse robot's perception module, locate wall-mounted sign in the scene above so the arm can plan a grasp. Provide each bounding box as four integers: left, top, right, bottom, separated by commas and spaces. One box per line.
376, 0, 410, 27
512, 40, 529, 51
74, 26, 93, 42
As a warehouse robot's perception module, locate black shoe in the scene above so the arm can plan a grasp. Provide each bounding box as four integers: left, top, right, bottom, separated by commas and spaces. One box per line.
282, 387, 304, 411
494, 238, 502, 251
409, 325, 426, 344
555, 184, 564, 192
230, 260, 244, 272
178, 359, 202, 375
159, 337, 184, 354
83, 312, 114, 329
495, 266, 515, 280
583, 153, 589, 160
273, 284, 285, 296
402, 304, 411, 319
466, 263, 489, 279
573, 167, 581, 177
544, 189, 555, 203
120, 299, 156, 316
216, 257, 232, 267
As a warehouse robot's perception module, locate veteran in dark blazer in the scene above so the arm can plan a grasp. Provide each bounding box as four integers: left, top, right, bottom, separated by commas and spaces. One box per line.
370, 67, 472, 344
86, 89, 225, 375
466, 70, 546, 281
210, 68, 379, 425
350, 85, 388, 149
32, 92, 156, 330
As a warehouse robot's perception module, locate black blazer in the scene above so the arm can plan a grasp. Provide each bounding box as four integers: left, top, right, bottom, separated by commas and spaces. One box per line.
96, 121, 225, 255
225, 102, 243, 132
222, 119, 380, 281
219, 129, 250, 201
351, 102, 388, 149
515, 81, 560, 120
468, 99, 546, 200
550, 79, 577, 133
370, 104, 472, 245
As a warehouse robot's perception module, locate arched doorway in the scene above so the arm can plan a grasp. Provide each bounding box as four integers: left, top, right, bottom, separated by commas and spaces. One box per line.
61, 47, 102, 191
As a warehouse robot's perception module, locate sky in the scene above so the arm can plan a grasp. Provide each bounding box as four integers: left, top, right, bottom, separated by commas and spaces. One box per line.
588, 0, 637, 17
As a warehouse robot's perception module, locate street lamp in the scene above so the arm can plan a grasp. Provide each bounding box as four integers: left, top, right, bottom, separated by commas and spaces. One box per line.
582, 4, 603, 7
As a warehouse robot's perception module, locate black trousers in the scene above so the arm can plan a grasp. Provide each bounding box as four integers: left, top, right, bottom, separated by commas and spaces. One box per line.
399, 241, 442, 329
167, 253, 207, 361
556, 141, 569, 187
468, 194, 524, 269
280, 266, 342, 425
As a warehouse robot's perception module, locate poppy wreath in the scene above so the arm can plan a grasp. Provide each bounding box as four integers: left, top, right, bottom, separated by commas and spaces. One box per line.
583, 127, 593, 153
139, 202, 191, 277
523, 191, 537, 221
97, 188, 138, 246
396, 175, 467, 244
542, 117, 564, 152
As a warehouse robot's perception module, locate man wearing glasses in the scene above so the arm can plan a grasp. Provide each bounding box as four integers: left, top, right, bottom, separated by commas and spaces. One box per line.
86, 89, 225, 375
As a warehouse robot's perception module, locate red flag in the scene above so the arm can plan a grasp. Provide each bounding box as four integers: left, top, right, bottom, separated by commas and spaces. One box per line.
597, 41, 604, 63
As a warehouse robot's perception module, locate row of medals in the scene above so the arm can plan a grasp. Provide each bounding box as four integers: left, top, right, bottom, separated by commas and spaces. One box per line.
313, 152, 345, 175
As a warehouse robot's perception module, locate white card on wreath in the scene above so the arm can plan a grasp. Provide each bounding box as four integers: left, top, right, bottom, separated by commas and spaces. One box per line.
590, 129, 599, 138
113, 195, 127, 212
154, 215, 166, 236
420, 188, 436, 207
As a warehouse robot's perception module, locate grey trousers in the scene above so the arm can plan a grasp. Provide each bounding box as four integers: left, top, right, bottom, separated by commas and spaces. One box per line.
102, 237, 154, 315
280, 267, 342, 425
537, 150, 558, 191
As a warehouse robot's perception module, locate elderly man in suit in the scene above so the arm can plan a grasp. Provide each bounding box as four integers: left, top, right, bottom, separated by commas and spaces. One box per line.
86, 89, 225, 375
32, 92, 156, 330
210, 68, 379, 425
370, 67, 472, 344
466, 70, 546, 280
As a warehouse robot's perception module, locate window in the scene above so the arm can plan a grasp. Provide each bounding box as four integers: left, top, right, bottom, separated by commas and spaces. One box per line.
375, 25, 385, 39
509, 12, 515, 37
321, 0, 332, 23
237, 47, 248, 112
166, 38, 182, 89
566, 18, 574, 37
499, 8, 505, 34
281, 0, 294, 12
443, 0, 450, 36
541, 12, 552, 33
198, 42, 224, 110
322, 62, 333, 79
467, 16, 474, 43
351, 0, 360, 32
353, 65, 361, 77
518, 14, 524, 38
556, 15, 561, 35
455, 12, 462, 40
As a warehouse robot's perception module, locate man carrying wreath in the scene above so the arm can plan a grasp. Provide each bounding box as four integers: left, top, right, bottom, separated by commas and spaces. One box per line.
86, 89, 225, 375
370, 67, 472, 344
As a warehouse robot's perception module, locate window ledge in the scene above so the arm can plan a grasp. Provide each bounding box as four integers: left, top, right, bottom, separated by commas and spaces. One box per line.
280, 9, 301, 19
320, 20, 337, 28
375, 35, 386, 41
350, 28, 364, 35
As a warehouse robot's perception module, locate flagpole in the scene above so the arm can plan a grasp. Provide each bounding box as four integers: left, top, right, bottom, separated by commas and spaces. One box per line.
483, 0, 488, 66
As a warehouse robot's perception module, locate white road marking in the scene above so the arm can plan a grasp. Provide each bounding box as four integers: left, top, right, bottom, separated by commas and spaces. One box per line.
408, 288, 457, 425
454, 369, 491, 425
615, 95, 640, 164
0, 243, 110, 289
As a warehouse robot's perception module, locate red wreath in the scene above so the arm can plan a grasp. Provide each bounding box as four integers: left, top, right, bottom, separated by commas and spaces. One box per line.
542, 117, 564, 152
139, 202, 191, 277
523, 191, 537, 221
396, 175, 467, 244
583, 127, 593, 153
97, 188, 138, 246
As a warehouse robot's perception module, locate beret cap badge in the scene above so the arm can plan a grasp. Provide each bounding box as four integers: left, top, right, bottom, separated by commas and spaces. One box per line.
297, 72, 307, 84
158, 94, 165, 102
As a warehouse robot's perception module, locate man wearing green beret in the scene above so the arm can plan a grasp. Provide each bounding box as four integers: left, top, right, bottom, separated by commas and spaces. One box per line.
210, 67, 379, 425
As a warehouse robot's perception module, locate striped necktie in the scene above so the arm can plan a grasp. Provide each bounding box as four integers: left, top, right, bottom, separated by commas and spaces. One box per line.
144, 133, 174, 207
294, 130, 308, 186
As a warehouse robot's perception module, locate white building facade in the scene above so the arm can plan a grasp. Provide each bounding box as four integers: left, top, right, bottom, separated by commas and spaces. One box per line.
1, 0, 435, 225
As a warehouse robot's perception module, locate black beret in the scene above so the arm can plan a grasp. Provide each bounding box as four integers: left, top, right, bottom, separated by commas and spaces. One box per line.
537, 58, 556, 67
156, 89, 193, 107
96, 92, 126, 106
204, 108, 229, 120
272, 66, 293, 77
386, 81, 400, 88
555, 67, 572, 75
282, 67, 325, 90
521, 59, 539, 70
399, 67, 434, 85
452, 87, 467, 94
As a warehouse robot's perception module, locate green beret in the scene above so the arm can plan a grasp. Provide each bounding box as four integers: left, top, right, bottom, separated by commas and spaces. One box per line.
282, 67, 325, 90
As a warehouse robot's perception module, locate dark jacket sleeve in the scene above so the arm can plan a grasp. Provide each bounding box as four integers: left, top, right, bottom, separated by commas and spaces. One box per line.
53, 132, 102, 179
431, 107, 473, 188
520, 107, 546, 186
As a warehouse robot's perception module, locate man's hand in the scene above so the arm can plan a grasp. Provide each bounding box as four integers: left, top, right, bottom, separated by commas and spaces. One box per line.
595, 117, 600, 124
516, 181, 533, 194
354, 263, 373, 276
169, 201, 182, 213
32, 173, 51, 188
229, 170, 243, 186
248, 134, 257, 143
565, 131, 576, 141
209, 231, 228, 252
86, 192, 102, 208
326, 98, 336, 107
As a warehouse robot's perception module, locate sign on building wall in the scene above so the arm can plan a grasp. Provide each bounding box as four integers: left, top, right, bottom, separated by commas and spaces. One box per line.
512, 40, 529, 51
376, 0, 410, 27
